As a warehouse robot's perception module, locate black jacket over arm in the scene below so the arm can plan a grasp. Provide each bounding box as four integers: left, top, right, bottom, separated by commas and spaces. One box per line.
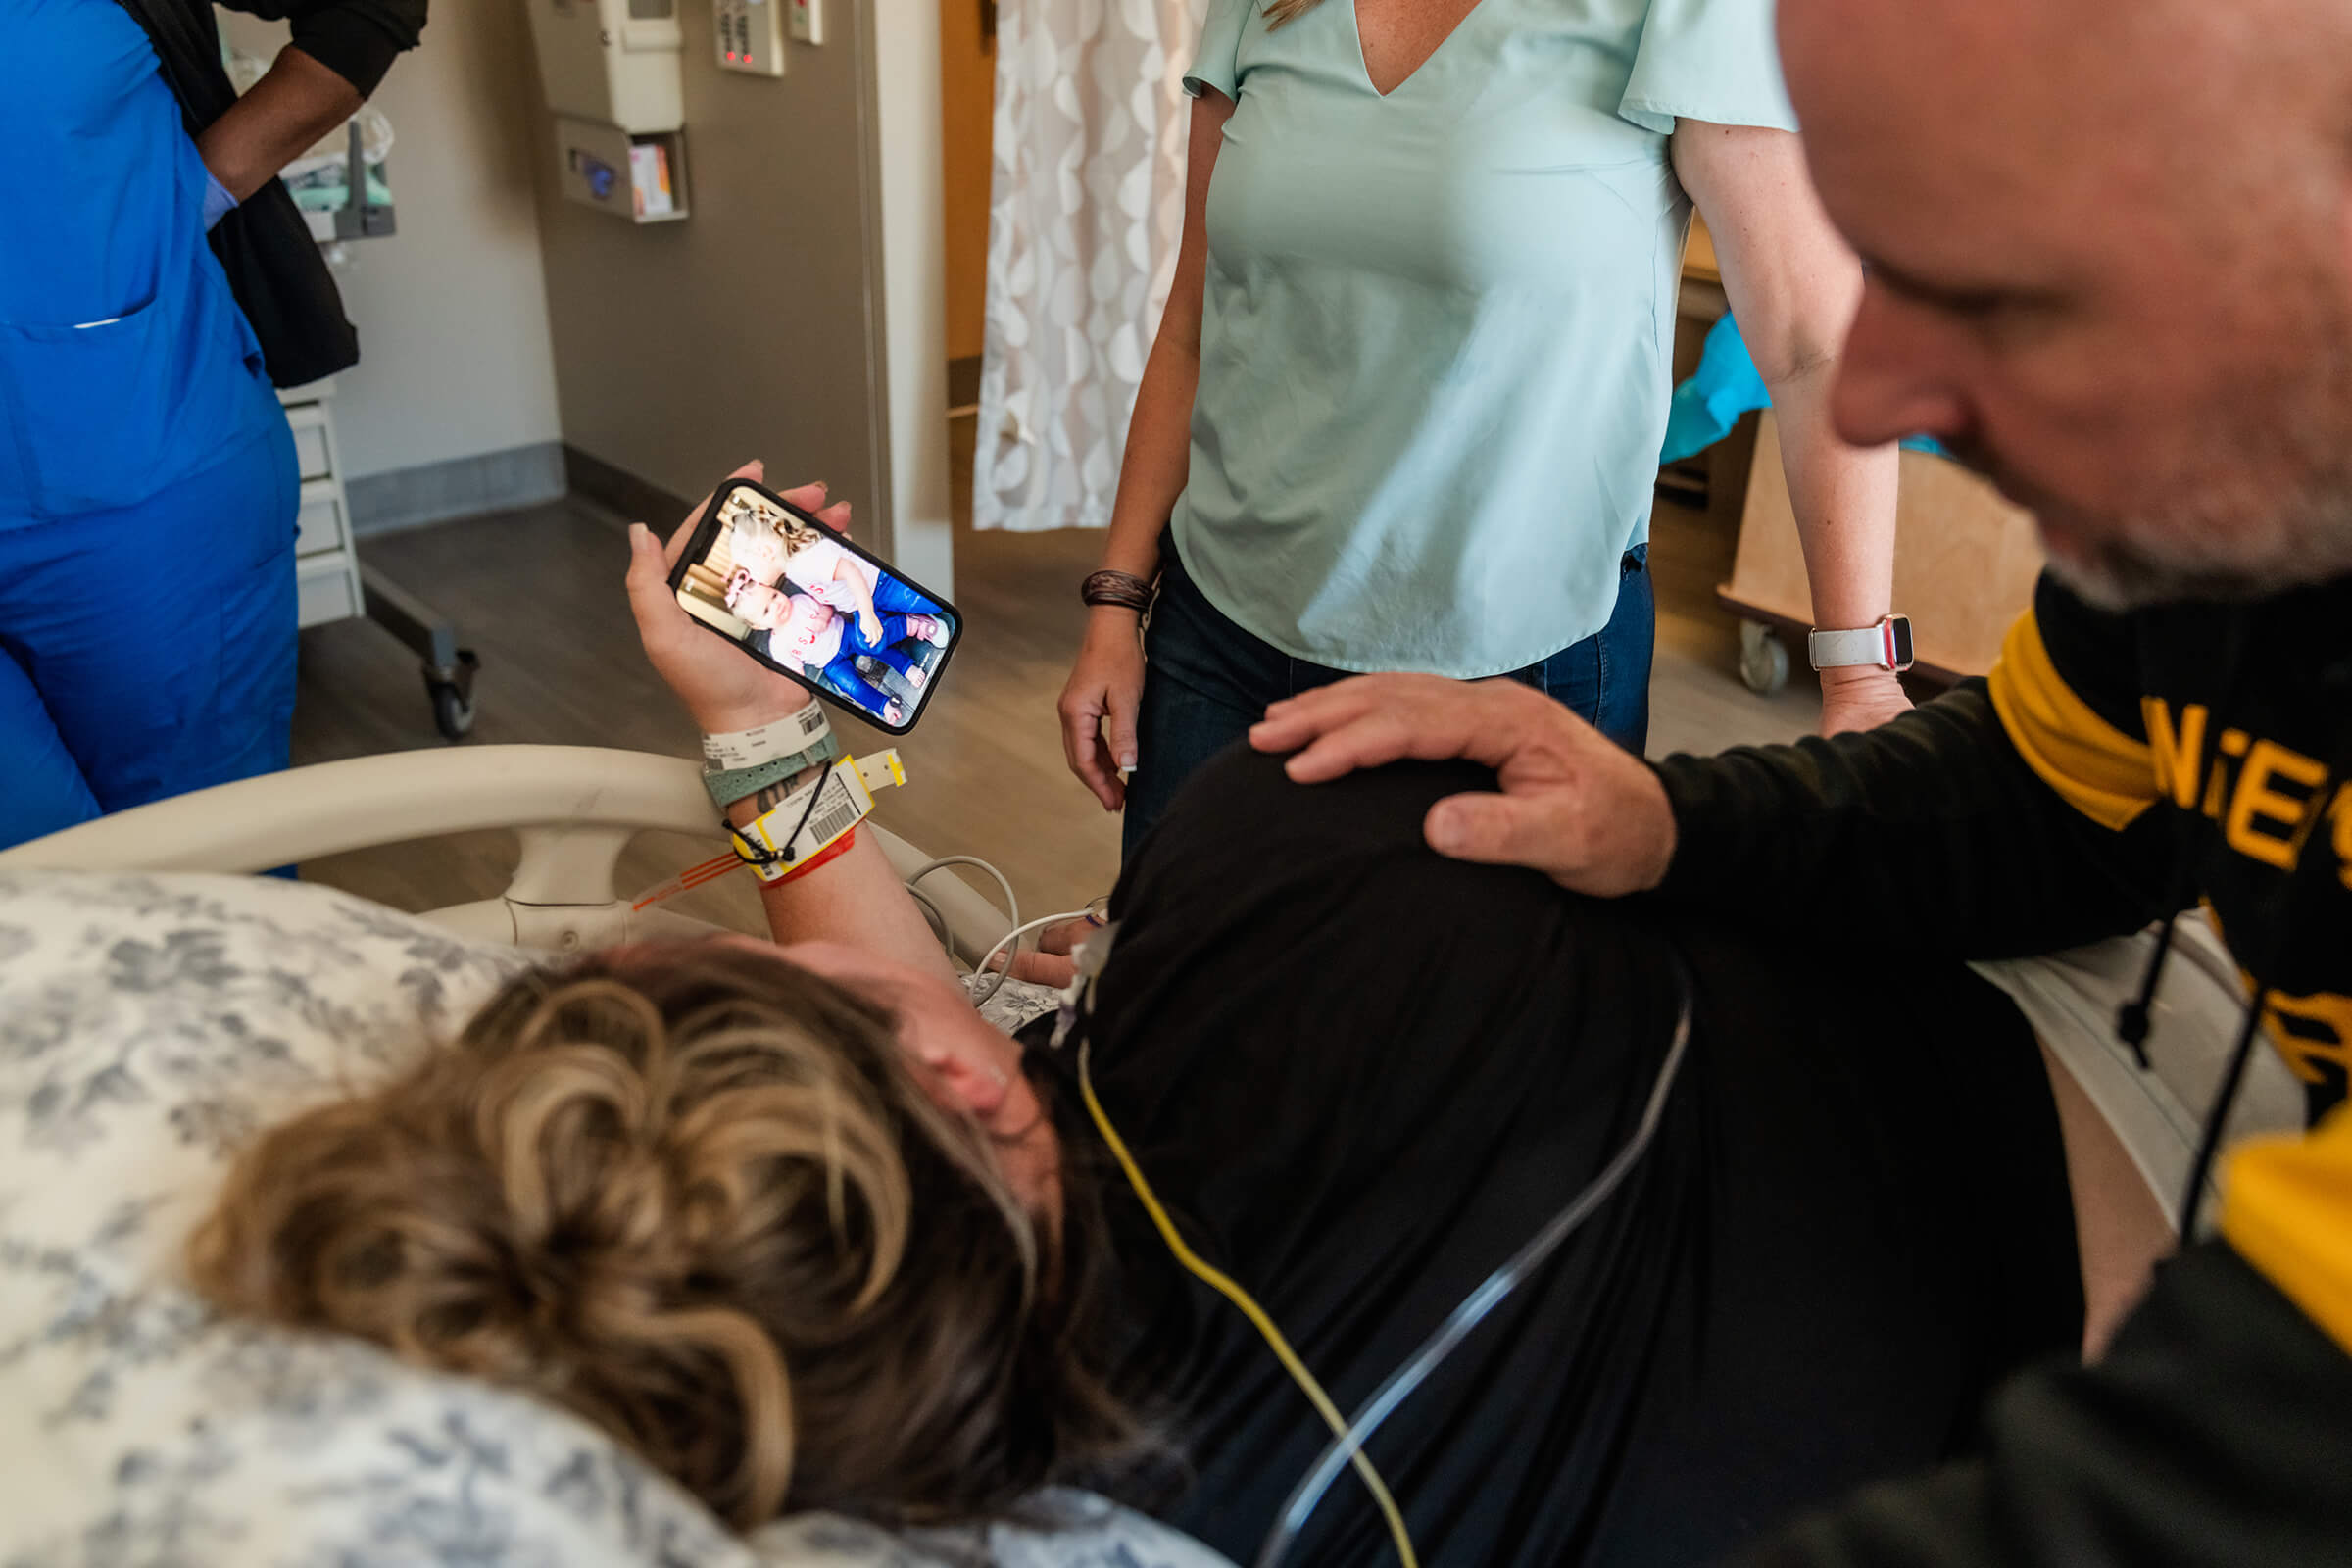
115, 0, 426, 386
1646, 577, 2197, 958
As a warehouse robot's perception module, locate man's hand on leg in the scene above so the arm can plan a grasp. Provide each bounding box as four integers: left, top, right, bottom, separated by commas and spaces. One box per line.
1250, 674, 1679, 897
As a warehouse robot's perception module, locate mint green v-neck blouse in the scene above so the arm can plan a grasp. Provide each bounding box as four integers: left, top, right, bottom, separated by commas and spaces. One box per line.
1172, 0, 1796, 677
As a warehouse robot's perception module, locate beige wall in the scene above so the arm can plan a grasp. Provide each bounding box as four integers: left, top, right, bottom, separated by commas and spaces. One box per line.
218, 3, 564, 481
527, 2, 889, 553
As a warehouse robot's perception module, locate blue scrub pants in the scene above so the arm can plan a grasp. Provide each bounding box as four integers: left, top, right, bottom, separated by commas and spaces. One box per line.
1125, 540, 1655, 858
0, 417, 300, 849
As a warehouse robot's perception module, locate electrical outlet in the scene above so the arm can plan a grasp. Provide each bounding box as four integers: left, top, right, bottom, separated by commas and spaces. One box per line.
714, 0, 784, 74
788, 0, 822, 45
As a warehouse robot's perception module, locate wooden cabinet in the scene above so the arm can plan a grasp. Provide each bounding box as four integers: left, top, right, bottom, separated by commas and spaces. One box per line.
1721, 412, 2045, 687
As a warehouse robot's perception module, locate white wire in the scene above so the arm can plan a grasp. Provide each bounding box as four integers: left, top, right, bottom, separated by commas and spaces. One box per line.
903, 884, 951, 949
970, 908, 1098, 1005
898, 859, 1020, 945
1254, 954, 1698, 1568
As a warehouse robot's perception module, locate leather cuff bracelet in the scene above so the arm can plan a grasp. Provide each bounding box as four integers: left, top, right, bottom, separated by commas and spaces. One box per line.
1082, 569, 1155, 612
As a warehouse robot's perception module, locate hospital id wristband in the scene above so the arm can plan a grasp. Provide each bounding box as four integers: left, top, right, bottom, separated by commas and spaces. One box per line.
729, 752, 906, 884
703, 702, 831, 769
703, 730, 844, 809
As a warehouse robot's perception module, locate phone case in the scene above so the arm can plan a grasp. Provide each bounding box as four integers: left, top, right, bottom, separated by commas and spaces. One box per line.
666, 478, 965, 735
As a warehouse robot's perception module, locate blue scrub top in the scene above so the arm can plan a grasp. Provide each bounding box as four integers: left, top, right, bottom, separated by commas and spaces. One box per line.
0, 0, 281, 525
1174, 0, 1798, 678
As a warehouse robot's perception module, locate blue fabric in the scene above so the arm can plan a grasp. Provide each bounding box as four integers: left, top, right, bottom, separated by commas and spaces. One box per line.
0, 418, 299, 849
1661, 312, 1954, 463
0, 0, 282, 525
807, 580, 943, 716
867, 577, 934, 619
1124, 541, 1654, 858
0, 0, 298, 850
1172, 0, 1794, 680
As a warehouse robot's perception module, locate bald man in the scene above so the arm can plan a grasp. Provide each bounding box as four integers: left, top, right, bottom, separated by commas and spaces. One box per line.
1249, 0, 2352, 1559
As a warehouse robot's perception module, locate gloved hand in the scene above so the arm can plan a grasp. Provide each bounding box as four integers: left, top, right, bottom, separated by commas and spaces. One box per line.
201, 165, 239, 231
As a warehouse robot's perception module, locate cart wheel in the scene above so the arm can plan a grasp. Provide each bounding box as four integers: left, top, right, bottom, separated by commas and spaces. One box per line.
1739, 620, 1790, 695
430, 683, 476, 741
421, 648, 481, 743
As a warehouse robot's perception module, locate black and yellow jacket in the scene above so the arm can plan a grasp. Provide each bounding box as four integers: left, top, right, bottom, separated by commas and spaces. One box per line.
1649, 573, 2352, 1563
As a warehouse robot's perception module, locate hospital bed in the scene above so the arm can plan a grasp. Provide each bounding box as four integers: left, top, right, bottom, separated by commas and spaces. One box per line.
1, 743, 2306, 1231
0, 746, 2309, 1565
0, 746, 1225, 1568
0, 744, 1019, 963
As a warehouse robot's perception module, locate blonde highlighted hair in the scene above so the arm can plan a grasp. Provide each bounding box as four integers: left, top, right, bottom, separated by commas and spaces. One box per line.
1263, 0, 1322, 26
189, 944, 1147, 1530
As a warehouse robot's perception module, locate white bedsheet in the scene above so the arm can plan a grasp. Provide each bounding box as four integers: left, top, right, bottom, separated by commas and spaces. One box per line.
0, 869, 1230, 1568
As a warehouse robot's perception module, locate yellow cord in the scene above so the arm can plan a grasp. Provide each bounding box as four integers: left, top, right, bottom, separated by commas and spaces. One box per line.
1076, 1037, 1420, 1568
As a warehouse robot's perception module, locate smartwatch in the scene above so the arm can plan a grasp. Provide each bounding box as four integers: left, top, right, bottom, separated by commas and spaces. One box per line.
1808, 614, 1914, 673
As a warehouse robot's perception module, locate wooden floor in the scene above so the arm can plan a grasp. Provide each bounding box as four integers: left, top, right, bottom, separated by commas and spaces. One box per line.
291, 417, 1822, 929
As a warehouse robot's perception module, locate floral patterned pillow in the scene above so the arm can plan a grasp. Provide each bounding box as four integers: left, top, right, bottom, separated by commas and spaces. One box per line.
0, 870, 1230, 1568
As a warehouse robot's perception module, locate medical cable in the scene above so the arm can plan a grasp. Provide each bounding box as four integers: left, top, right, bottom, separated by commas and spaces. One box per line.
972, 909, 1097, 1005
906, 856, 1022, 945
904, 885, 952, 950
1254, 951, 1697, 1568
1074, 1030, 1422, 1568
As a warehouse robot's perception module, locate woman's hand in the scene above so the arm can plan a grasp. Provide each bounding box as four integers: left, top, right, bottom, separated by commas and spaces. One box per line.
624, 461, 854, 734
1817, 665, 1914, 735
1058, 609, 1148, 810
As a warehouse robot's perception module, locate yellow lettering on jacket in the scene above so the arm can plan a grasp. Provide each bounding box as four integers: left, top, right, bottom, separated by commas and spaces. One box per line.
2333, 784, 2352, 893
2143, 698, 2208, 809
2264, 988, 2352, 1087
2225, 740, 2328, 870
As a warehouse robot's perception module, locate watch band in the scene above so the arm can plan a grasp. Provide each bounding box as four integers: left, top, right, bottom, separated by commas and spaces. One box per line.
702, 728, 844, 809
1808, 615, 1915, 672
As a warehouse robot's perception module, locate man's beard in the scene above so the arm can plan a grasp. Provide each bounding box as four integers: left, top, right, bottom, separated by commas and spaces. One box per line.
1954, 343, 2352, 612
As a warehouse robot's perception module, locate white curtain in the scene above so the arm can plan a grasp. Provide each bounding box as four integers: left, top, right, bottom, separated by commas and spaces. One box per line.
972, 0, 1206, 532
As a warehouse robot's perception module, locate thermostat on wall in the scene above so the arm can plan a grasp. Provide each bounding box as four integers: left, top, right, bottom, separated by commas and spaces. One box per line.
715, 0, 784, 74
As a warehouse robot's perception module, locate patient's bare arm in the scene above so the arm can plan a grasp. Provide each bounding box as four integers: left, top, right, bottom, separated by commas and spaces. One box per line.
723, 770, 956, 985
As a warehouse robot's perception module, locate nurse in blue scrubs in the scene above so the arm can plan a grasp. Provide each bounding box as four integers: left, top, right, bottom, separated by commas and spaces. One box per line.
0, 0, 421, 850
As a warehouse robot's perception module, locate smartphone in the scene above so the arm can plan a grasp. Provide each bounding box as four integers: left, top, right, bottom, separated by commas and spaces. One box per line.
667, 479, 963, 735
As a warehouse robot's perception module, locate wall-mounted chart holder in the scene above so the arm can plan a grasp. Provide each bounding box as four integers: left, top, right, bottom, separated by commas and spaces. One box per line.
556, 118, 690, 222
525, 0, 692, 220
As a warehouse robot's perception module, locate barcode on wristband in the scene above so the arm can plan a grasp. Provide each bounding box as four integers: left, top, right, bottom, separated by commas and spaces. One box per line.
806, 784, 862, 849
797, 704, 828, 738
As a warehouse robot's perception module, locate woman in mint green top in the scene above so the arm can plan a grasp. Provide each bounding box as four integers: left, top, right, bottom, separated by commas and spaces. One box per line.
1060, 0, 1909, 850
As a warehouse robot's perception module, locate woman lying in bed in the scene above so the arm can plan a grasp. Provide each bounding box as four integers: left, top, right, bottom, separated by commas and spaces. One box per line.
186, 466, 2083, 1567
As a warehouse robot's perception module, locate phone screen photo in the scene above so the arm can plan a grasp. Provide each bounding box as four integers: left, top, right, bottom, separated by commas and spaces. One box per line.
667, 480, 963, 734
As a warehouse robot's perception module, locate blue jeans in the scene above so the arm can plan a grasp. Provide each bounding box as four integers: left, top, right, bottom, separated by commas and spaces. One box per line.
1124, 543, 1654, 858
817, 579, 941, 713
0, 417, 300, 850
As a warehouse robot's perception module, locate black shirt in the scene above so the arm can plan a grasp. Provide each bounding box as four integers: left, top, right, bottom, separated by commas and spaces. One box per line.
1080, 747, 2082, 1566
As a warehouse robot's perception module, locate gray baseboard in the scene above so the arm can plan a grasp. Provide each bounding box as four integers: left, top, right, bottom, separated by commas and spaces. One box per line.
563, 444, 692, 526
345, 441, 568, 536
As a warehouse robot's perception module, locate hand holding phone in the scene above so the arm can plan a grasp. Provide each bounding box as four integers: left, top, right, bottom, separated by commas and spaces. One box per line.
662, 476, 962, 734
625, 462, 840, 737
